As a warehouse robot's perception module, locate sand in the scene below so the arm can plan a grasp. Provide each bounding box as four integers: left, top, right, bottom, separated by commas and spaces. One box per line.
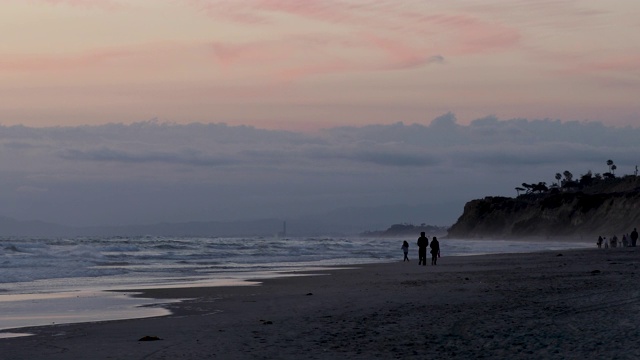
2, 247, 640, 359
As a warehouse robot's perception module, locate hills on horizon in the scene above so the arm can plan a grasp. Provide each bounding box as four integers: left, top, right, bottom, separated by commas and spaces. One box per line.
0, 203, 453, 238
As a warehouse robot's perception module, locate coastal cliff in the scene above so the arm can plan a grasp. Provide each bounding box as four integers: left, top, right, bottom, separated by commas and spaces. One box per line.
448, 176, 640, 239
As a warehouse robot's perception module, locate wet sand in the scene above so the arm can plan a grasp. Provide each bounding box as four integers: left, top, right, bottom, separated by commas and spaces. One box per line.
2, 247, 640, 359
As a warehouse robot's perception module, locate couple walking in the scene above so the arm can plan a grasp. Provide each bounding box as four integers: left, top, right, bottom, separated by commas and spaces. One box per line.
417, 232, 440, 266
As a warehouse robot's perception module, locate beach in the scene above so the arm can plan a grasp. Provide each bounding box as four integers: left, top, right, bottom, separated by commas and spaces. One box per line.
2, 247, 640, 359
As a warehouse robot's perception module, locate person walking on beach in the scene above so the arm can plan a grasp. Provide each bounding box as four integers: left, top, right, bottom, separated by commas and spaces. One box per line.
401, 240, 410, 262
417, 232, 429, 266
631, 228, 638, 247
604, 237, 609, 249
430, 236, 440, 265
597, 236, 603, 249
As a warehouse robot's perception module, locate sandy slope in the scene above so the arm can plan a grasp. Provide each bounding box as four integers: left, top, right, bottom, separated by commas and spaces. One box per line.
2, 247, 640, 359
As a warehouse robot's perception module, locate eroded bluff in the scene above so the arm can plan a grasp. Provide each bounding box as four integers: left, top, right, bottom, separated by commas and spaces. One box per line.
448, 182, 640, 239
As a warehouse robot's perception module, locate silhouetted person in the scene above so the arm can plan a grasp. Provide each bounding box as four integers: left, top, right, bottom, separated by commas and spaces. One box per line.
430, 236, 440, 265
631, 228, 638, 247
417, 232, 428, 266
597, 236, 603, 249
401, 240, 409, 262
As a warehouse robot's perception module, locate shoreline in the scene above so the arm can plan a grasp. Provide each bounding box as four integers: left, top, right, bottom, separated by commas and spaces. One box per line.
0, 239, 593, 333
3, 247, 640, 359
0, 239, 588, 337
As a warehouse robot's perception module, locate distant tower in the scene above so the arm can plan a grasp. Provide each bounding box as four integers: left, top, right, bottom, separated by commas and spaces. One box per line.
278, 221, 287, 238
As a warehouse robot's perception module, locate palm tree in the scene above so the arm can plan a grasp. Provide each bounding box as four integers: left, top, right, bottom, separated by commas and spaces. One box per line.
563, 170, 573, 182
607, 159, 614, 172
611, 164, 617, 175
555, 173, 562, 186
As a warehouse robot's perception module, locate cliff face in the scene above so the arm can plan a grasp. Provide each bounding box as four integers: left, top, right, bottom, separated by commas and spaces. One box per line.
448, 178, 640, 239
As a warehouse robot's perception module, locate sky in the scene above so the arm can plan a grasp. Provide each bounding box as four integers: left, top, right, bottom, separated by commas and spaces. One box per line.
1, 1, 639, 230
1, 0, 639, 130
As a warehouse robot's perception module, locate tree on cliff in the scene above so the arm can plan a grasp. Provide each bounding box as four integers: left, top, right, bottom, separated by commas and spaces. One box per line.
607, 159, 614, 173
604, 159, 618, 177
555, 173, 562, 186
515, 187, 525, 196
580, 171, 594, 186
532, 182, 548, 193
562, 180, 580, 190
563, 171, 573, 183
521, 182, 548, 194
561, 171, 579, 190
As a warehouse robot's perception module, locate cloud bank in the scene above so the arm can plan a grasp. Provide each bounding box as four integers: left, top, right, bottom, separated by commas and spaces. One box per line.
1, 116, 638, 227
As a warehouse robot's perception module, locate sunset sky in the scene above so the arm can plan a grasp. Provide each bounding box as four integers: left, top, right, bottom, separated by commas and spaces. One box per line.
1, 1, 639, 231
2, 0, 639, 130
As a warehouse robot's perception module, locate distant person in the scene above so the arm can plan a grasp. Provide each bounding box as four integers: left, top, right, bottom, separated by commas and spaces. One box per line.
604, 237, 609, 249
430, 236, 440, 265
631, 228, 639, 247
417, 232, 429, 266
622, 234, 629, 247
611, 235, 618, 248
597, 236, 603, 249
401, 240, 409, 262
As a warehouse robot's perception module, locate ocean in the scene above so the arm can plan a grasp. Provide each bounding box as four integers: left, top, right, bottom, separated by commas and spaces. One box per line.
0, 236, 592, 333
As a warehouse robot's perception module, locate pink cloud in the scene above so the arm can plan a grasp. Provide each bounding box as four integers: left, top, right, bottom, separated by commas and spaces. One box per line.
364, 35, 427, 68
188, 1, 521, 44
254, 0, 360, 24
0, 49, 133, 72
451, 18, 521, 55
211, 41, 294, 68
184, 0, 271, 24
192, 1, 521, 77
11, 1, 522, 84
0, 42, 191, 73
276, 33, 445, 82
26, 0, 124, 10
187, 0, 365, 25
467, 0, 610, 23
362, 34, 438, 70
397, 13, 520, 55
210, 32, 440, 84
277, 59, 354, 83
